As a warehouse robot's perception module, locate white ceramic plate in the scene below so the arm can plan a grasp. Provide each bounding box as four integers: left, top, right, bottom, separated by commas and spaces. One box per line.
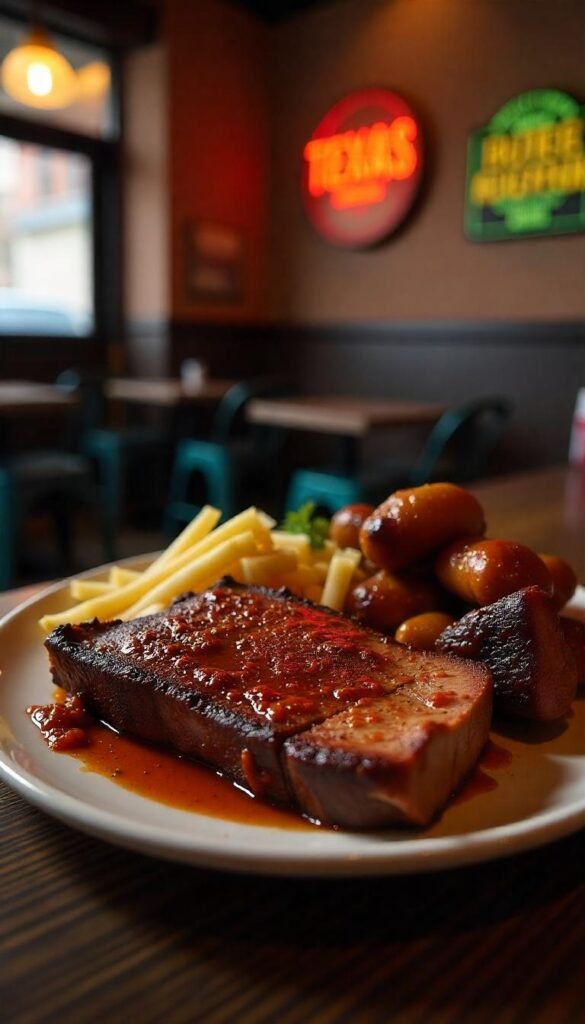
0, 566, 584, 877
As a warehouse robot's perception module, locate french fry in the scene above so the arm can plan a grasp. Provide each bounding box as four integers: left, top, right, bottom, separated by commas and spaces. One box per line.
310, 561, 330, 582
240, 550, 297, 586
123, 530, 260, 618
338, 547, 362, 568
41, 505, 358, 634
153, 505, 221, 568
134, 602, 165, 617
224, 560, 246, 583
39, 507, 271, 631
280, 563, 325, 599
315, 539, 338, 562
109, 566, 141, 586
271, 531, 311, 563
256, 510, 277, 531
321, 552, 359, 613
305, 583, 324, 605
251, 531, 275, 555
70, 579, 113, 600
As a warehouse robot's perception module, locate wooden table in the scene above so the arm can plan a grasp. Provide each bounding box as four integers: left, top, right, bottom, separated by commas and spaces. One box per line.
0, 466, 583, 1022
0, 380, 78, 453
247, 396, 447, 474
0, 380, 77, 417
106, 377, 235, 407
105, 377, 236, 439
247, 395, 446, 435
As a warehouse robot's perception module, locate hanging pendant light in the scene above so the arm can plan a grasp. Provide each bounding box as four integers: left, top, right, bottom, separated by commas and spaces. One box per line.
1, 25, 76, 109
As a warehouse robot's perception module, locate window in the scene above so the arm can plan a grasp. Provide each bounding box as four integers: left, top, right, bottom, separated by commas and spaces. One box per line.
0, 14, 120, 342
0, 136, 93, 335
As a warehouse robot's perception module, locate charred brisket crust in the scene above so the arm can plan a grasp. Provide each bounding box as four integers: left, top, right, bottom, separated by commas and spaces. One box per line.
45, 579, 493, 818
174, 576, 389, 628
46, 613, 282, 744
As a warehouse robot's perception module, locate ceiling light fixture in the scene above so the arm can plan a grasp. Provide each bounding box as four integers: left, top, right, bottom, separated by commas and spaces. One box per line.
1, 25, 77, 109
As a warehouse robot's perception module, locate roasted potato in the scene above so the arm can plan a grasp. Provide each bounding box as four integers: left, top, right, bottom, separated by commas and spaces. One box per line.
360, 483, 485, 572
330, 503, 375, 550
435, 538, 553, 606
539, 554, 578, 609
395, 611, 456, 650
346, 569, 441, 633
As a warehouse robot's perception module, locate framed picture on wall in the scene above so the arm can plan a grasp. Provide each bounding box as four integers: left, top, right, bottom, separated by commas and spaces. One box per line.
183, 220, 244, 303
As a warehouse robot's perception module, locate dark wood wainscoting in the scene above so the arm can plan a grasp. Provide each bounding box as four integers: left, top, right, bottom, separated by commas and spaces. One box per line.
125, 318, 584, 472
0, 336, 102, 382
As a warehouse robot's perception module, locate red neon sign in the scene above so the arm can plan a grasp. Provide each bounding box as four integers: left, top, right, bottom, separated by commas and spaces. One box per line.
302, 90, 423, 248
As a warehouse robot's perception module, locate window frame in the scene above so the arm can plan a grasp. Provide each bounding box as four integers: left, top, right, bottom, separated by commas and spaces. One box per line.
0, 56, 121, 351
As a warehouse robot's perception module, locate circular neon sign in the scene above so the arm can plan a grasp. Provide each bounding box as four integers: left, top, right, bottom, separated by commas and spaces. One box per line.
302, 88, 424, 248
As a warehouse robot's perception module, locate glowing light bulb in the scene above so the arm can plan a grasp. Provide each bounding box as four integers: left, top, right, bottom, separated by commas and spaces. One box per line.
1, 27, 75, 109
26, 61, 53, 97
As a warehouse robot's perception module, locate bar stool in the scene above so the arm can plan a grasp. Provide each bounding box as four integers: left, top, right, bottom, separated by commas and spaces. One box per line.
164, 377, 291, 532
56, 370, 168, 541
285, 470, 363, 515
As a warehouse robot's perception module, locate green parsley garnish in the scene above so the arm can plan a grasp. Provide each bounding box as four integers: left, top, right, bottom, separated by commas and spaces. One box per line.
281, 501, 330, 550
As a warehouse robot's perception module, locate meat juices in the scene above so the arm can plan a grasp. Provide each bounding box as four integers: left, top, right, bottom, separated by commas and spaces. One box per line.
45, 582, 492, 829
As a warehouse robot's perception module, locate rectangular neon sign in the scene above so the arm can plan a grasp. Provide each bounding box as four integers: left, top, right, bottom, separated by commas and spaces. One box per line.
465, 90, 585, 241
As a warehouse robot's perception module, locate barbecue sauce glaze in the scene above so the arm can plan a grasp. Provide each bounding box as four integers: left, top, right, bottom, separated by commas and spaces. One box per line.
27, 691, 509, 827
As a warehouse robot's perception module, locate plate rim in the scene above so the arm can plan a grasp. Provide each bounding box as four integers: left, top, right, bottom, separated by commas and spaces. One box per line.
1, 566, 584, 877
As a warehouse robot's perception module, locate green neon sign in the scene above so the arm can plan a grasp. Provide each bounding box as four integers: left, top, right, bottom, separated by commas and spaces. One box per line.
465, 89, 585, 241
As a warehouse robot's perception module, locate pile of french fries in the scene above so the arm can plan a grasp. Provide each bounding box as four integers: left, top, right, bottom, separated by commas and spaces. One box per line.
39, 505, 363, 633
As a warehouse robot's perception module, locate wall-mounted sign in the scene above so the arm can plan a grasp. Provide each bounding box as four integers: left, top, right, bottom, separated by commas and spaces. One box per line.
302, 88, 423, 248
183, 221, 244, 304
465, 89, 585, 241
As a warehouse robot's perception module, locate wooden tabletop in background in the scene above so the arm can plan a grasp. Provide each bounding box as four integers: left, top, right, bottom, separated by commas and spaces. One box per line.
1, 465, 584, 1022
106, 377, 235, 407
0, 380, 77, 417
246, 395, 447, 436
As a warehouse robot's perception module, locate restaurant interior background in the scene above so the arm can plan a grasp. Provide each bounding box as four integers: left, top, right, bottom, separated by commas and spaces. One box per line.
0, 0, 583, 586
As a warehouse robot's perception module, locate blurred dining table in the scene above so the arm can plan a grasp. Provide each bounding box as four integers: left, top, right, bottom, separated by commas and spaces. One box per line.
105, 376, 235, 407
0, 464, 583, 1022
246, 394, 447, 472
105, 376, 237, 441
0, 379, 78, 453
0, 380, 78, 416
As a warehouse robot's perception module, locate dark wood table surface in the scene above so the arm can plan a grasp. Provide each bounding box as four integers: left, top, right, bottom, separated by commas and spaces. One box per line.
0, 380, 77, 417
1, 466, 584, 1022
105, 377, 235, 407
246, 395, 447, 436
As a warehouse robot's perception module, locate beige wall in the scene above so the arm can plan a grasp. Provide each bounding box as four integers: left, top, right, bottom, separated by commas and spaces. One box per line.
123, 43, 169, 321
123, 0, 585, 328
166, 0, 271, 323
269, 0, 585, 323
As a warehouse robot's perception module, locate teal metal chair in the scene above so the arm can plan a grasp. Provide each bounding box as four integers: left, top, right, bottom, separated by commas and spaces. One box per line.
285, 397, 512, 514
164, 377, 291, 533
56, 370, 168, 541
0, 449, 114, 590
286, 470, 363, 516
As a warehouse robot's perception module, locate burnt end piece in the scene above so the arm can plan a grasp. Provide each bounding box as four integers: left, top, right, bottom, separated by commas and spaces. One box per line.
436, 586, 579, 721
560, 617, 585, 687
45, 582, 492, 829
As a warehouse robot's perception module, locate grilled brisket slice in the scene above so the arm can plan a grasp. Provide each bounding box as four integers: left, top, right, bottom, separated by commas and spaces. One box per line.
45, 581, 492, 828
436, 586, 579, 721
284, 670, 492, 828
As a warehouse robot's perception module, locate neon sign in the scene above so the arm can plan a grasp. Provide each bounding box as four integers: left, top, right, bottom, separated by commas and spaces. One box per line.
302, 89, 424, 248
465, 90, 585, 241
